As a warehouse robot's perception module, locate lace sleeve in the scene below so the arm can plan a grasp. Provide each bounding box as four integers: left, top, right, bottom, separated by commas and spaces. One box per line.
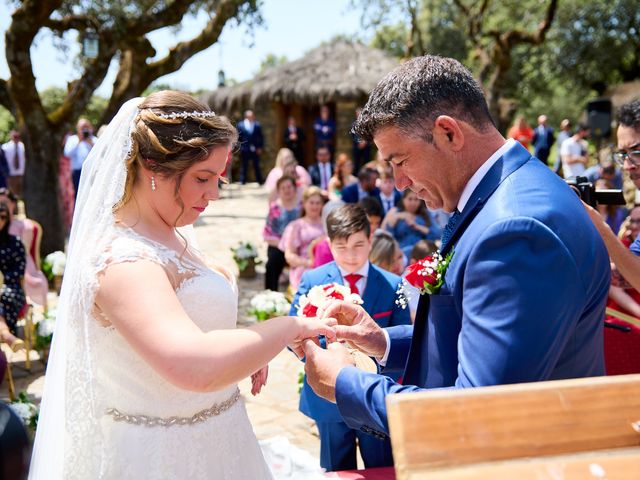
95, 235, 167, 275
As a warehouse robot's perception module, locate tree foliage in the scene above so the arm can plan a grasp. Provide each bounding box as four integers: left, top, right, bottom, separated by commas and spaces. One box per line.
1, 0, 262, 253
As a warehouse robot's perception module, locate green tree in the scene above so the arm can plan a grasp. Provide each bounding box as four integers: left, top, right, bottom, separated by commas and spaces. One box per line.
355, 0, 558, 130
255, 53, 288, 75
1, 0, 262, 253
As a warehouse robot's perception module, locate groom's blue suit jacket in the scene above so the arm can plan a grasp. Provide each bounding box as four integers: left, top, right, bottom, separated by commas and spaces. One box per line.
334, 142, 610, 437
291, 261, 411, 423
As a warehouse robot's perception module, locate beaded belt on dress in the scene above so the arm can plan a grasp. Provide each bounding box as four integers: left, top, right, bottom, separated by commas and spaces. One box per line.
105, 387, 241, 427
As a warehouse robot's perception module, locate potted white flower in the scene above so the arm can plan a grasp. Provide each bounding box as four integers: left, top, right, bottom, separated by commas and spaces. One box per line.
9, 392, 39, 433
248, 290, 291, 322
43, 250, 66, 294
231, 242, 260, 279
34, 310, 56, 365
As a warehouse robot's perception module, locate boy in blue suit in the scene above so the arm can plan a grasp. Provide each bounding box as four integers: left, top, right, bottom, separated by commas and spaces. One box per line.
290, 203, 410, 471
301, 55, 610, 439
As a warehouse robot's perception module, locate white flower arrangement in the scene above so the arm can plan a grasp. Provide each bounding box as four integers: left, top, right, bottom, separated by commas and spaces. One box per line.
249, 291, 291, 322
44, 251, 66, 276
231, 242, 259, 271
297, 283, 363, 318
10, 392, 39, 430
34, 309, 56, 351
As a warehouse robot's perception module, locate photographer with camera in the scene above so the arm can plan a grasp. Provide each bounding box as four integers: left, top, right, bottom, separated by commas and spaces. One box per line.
63, 117, 97, 199
585, 99, 640, 292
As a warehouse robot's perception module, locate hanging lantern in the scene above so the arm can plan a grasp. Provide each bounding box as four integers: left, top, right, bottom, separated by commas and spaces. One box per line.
83, 29, 99, 59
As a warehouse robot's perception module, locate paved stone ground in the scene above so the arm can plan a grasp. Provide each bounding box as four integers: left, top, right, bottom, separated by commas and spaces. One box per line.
1, 183, 321, 460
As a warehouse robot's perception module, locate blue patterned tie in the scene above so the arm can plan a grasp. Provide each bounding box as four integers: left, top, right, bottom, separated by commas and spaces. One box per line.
441, 209, 461, 246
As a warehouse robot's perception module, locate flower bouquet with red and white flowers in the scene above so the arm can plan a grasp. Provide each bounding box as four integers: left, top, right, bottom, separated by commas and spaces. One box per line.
296, 283, 376, 373
296, 283, 363, 318
397, 249, 454, 308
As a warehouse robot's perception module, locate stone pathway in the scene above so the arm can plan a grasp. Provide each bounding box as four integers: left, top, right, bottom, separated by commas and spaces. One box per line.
1, 183, 320, 459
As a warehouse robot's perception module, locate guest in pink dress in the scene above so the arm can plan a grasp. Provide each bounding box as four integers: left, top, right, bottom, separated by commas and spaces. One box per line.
264, 148, 311, 203
279, 186, 325, 291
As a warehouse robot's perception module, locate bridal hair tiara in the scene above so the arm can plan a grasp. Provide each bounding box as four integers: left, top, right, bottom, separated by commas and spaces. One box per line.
157, 110, 216, 120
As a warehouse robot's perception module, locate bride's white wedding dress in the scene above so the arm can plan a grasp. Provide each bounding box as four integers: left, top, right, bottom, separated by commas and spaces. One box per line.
63, 226, 273, 479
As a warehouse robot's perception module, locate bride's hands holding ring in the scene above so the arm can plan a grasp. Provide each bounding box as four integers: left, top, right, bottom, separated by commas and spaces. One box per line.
288, 316, 337, 359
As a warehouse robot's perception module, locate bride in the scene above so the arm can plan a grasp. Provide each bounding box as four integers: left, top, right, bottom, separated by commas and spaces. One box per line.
29, 91, 335, 479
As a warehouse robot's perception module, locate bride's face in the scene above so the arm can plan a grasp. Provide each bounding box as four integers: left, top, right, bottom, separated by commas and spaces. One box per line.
154, 144, 230, 227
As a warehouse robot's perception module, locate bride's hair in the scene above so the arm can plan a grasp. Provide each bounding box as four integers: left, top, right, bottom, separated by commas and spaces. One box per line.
117, 90, 237, 211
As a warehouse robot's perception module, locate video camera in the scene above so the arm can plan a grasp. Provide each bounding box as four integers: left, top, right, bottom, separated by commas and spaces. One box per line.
565, 176, 625, 208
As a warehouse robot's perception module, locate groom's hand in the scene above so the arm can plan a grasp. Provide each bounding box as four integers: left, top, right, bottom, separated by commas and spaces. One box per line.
302, 339, 354, 403
319, 301, 387, 358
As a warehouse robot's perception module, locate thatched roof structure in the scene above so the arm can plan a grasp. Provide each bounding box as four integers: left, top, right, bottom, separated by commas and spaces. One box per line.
206, 39, 400, 110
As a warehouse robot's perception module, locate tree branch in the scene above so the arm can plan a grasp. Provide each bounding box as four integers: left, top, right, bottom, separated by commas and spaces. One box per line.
126, 0, 195, 36
145, 0, 244, 80
43, 15, 95, 33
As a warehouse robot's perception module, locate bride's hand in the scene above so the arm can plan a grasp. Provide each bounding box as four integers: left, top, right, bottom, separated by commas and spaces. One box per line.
250, 365, 268, 396
288, 316, 337, 359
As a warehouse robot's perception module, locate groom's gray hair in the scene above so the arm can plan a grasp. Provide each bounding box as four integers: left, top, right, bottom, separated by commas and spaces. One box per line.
353, 55, 495, 143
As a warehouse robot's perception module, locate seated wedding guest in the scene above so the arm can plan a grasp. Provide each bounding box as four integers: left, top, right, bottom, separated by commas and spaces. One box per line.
0, 402, 30, 480
263, 176, 301, 292
280, 186, 326, 291
264, 148, 311, 203
377, 170, 401, 217
327, 153, 358, 201
606, 206, 640, 321
308, 146, 333, 192
310, 201, 343, 268
369, 230, 404, 275
358, 196, 384, 232
584, 161, 623, 190
291, 204, 410, 472
383, 189, 441, 258
595, 179, 626, 235
0, 202, 26, 351
0, 188, 48, 307
341, 167, 380, 204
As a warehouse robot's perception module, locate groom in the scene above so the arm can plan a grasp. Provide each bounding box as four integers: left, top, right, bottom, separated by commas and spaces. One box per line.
301, 55, 611, 438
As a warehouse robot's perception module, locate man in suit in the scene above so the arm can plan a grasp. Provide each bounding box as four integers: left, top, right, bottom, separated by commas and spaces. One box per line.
377, 171, 401, 217
283, 116, 305, 163
1, 130, 26, 197
532, 114, 555, 166
301, 55, 610, 438
308, 146, 333, 192
351, 107, 371, 173
314, 104, 336, 153
341, 167, 380, 204
291, 204, 410, 471
236, 110, 264, 184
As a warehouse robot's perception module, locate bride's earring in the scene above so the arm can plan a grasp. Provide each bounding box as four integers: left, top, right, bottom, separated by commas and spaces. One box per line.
151, 176, 157, 191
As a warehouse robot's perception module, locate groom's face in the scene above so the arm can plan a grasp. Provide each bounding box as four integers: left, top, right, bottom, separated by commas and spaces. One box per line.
374, 125, 457, 212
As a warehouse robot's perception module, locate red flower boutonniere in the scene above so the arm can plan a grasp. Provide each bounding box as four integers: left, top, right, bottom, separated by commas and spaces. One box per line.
397, 249, 455, 307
